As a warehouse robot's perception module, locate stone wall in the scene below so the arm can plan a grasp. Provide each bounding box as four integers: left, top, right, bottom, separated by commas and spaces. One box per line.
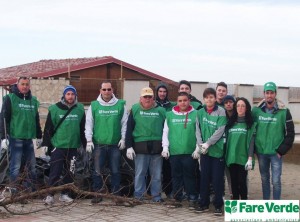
30, 78, 70, 128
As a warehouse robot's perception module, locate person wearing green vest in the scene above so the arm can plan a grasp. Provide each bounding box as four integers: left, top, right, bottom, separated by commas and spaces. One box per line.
162, 92, 200, 208
252, 82, 295, 200
225, 97, 256, 200
125, 87, 166, 202
85, 81, 128, 204
178, 80, 203, 110
194, 87, 227, 216
42, 85, 86, 205
155, 83, 175, 198
216, 81, 228, 106
0, 76, 42, 202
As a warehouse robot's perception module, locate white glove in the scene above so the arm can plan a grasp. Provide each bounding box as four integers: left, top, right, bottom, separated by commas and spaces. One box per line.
86, 141, 94, 153
245, 159, 253, 171
1, 139, 9, 150
126, 147, 136, 160
161, 146, 170, 159
200, 143, 210, 155
42, 146, 48, 154
36, 139, 42, 148
118, 139, 126, 150
192, 144, 201, 159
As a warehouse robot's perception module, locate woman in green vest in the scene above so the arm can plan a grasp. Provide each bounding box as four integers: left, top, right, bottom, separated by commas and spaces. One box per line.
225, 97, 256, 200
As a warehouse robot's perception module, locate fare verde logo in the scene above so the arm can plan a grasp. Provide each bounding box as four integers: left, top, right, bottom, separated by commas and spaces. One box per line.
224, 200, 300, 222
225, 200, 300, 213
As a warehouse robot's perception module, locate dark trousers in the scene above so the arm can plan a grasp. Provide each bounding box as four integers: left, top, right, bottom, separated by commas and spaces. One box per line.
200, 155, 225, 208
170, 155, 198, 201
48, 148, 77, 195
229, 164, 248, 200
162, 158, 172, 196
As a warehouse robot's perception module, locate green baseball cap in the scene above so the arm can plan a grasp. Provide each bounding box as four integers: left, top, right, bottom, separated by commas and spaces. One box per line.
264, 82, 277, 92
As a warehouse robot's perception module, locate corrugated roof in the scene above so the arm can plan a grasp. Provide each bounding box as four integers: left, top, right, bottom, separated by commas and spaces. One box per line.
0, 56, 178, 86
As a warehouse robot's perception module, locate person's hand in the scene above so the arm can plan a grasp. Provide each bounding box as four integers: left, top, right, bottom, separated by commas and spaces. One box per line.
118, 139, 126, 150
1, 139, 9, 150
200, 143, 210, 154
42, 146, 48, 154
192, 144, 201, 159
245, 159, 253, 170
36, 139, 43, 148
161, 146, 170, 159
126, 147, 136, 160
86, 141, 94, 153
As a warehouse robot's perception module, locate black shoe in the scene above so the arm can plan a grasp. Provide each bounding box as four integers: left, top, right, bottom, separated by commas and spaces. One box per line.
194, 206, 209, 213
214, 208, 223, 216
91, 197, 103, 204
188, 201, 197, 210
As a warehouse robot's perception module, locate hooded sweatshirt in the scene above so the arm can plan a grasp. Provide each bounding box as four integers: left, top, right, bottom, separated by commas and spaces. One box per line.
85, 93, 128, 145
155, 83, 175, 112
162, 105, 200, 155
0, 84, 42, 139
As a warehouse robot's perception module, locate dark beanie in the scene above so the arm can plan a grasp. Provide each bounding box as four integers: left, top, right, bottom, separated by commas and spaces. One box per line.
63, 85, 77, 96
223, 95, 235, 103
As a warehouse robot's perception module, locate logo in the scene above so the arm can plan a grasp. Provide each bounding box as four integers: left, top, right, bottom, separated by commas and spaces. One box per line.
225, 200, 238, 214
224, 200, 300, 222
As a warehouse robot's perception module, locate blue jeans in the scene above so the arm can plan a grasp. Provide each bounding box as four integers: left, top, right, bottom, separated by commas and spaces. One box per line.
92, 144, 121, 194
8, 138, 37, 191
48, 148, 77, 195
134, 154, 162, 201
257, 153, 282, 200
200, 155, 225, 208
169, 155, 198, 201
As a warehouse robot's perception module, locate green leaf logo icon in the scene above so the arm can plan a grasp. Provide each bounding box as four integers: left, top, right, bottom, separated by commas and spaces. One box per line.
225, 200, 238, 214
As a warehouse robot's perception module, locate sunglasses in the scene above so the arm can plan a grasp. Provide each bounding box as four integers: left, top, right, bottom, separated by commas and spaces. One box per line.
143, 95, 153, 99
101, 88, 112, 91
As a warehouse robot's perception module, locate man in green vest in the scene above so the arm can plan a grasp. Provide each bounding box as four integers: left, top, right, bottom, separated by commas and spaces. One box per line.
252, 81, 295, 200
125, 87, 166, 202
0, 77, 42, 201
42, 85, 86, 205
178, 80, 203, 110
85, 81, 128, 204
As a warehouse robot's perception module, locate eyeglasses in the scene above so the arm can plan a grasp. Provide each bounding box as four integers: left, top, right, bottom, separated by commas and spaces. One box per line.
101, 88, 112, 91
143, 95, 153, 99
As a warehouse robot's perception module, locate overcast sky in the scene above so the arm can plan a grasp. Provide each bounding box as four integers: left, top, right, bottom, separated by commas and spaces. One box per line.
1, 0, 300, 87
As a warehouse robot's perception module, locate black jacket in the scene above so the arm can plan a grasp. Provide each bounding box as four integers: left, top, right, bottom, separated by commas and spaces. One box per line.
0, 84, 42, 139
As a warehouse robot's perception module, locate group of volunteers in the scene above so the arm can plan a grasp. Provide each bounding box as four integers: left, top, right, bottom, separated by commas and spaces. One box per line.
0, 77, 295, 217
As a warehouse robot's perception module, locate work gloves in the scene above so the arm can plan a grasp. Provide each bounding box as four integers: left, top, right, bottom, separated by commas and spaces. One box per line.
36, 139, 43, 148
86, 141, 94, 153
192, 144, 201, 159
199, 143, 210, 155
118, 139, 126, 150
161, 146, 170, 159
1, 139, 9, 150
245, 159, 253, 171
126, 147, 136, 160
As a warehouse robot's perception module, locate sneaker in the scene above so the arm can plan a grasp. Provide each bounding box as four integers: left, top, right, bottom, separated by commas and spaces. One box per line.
194, 206, 209, 213
214, 208, 223, 216
91, 197, 103, 204
59, 194, 73, 203
44, 195, 54, 205
188, 201, 197, 210
153, 199, 164, 203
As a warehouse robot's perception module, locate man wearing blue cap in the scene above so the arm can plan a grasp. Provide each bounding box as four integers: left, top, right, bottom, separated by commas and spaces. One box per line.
252, 82, 295, 200
42, 85, 86, 205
